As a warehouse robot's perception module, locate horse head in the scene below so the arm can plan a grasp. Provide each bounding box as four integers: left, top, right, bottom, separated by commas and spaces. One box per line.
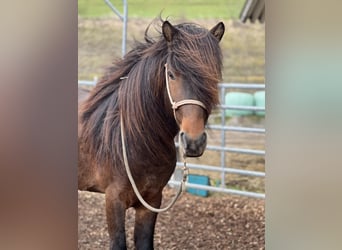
162, 21, 225, 157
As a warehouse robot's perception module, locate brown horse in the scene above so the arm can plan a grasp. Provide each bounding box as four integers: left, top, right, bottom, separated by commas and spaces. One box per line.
78, 19, 225, 249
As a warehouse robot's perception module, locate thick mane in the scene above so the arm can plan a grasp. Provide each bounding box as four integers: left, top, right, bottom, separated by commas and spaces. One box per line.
79, 19, 223, 172
168, 22, 223, 112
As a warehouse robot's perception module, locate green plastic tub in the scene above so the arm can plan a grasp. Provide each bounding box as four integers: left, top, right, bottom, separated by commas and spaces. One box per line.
254, 91, 265, 116
225, 92, 255, 117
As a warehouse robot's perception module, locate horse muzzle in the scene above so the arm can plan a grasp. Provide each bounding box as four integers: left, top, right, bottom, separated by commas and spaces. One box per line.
179, 131, 207, 157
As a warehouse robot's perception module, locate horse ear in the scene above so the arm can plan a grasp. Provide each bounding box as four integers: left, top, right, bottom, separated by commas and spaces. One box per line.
162, 21, 177, 42
210, 22, 225, 42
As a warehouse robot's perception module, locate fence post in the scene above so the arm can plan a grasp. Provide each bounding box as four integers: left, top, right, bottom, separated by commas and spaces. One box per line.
104, 0, 128, 57
220, 86, 226, 188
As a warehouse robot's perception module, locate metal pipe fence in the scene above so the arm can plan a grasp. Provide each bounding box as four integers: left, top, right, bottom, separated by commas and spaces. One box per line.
172, 83, 265, 199
78, 80, 265, 198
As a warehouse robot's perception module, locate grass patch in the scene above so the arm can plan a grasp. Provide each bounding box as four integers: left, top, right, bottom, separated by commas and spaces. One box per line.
78, 0, 245, 19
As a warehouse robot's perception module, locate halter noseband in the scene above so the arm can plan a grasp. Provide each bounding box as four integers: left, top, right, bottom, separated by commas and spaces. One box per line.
164, 63, 207, 122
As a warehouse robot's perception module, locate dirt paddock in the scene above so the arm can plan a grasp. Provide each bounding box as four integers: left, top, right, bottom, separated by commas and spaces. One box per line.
78, 187, 264, 249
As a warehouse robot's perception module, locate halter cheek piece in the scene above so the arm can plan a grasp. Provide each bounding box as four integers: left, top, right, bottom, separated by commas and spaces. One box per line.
164, 63, 207, 122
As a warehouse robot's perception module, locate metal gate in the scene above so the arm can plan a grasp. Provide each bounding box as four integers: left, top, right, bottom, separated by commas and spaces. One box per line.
169, 83, 265, 199
78, 81, 265, 199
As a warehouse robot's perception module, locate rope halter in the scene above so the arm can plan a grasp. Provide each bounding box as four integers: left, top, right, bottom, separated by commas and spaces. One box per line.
164, 63, 207, 122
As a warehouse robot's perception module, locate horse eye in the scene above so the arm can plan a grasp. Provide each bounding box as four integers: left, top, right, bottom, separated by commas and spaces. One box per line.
167, 71, 175, 80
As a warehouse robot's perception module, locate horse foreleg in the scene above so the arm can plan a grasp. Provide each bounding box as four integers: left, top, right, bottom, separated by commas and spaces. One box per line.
134, 193, 162, 250
105, 187, 127, 250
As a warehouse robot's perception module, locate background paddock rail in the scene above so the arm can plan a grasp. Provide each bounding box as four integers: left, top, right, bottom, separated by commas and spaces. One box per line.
78, 81, 266, 198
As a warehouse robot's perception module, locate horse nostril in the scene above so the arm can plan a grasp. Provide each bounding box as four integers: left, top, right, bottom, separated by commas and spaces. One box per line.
200, 132, 207, 143
179, 131, 187, 149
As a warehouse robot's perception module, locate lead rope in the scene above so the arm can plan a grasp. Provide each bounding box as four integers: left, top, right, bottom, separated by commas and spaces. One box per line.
120, 63, 207, 213
120, 112, 188, 213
